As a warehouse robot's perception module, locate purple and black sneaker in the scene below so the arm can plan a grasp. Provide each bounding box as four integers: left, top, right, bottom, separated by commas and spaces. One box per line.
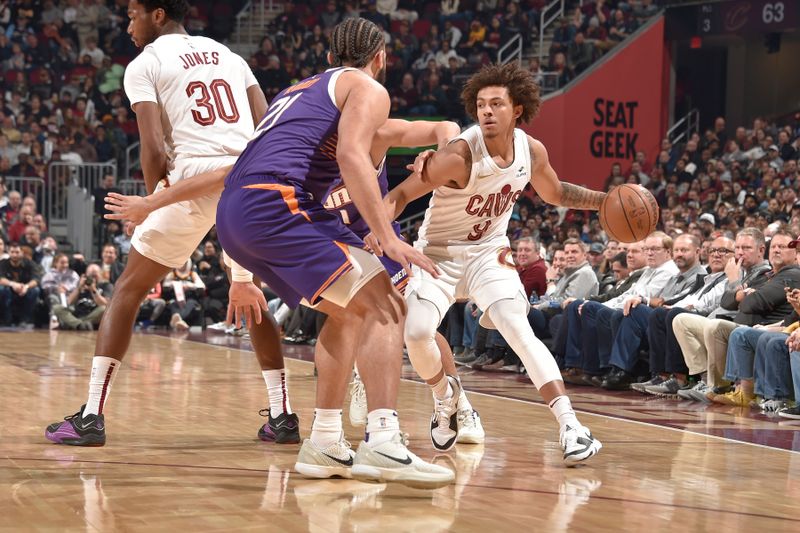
45, 405, 106, 446
257, 409, 300, 444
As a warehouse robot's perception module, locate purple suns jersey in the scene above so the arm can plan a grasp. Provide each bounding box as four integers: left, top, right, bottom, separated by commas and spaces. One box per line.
225, 67, 355, 201
323, 159, 400, 238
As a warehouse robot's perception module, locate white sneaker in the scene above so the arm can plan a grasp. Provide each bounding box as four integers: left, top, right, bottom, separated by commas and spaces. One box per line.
761, 399, 789, 413
560, 424, 602, 466
677, 380, 712, 403
455, 408, 485, 444
294, 435, 355, 479
351, 432, 455, 489
430, 376, 461, 451
349, 376, 367, 427
207, 321, 228, 331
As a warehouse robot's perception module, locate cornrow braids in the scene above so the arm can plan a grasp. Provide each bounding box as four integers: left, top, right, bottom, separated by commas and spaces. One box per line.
330, 17, 384, 68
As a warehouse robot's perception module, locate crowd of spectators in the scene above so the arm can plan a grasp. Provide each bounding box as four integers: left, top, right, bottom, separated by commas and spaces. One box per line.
249, 0, 660, 120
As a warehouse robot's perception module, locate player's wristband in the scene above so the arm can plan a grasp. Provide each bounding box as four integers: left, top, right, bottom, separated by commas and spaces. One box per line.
229, 258, 254, 283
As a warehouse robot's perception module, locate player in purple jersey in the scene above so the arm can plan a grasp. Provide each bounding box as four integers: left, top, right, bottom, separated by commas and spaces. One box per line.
321, 124, 484, 444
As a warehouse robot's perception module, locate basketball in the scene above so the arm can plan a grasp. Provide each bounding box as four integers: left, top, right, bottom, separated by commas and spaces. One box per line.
599, 184, 659, 243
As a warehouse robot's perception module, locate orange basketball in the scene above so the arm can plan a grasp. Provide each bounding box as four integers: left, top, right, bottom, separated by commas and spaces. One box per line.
599, 184, 659, 243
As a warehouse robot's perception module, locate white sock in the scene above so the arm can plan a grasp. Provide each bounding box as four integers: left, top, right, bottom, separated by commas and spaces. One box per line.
549, 396, 579, 431
365, 409, 400, 447
263, 369, 292, 415
458, 386, 473, 412
83, 356, 121, 416
431, 374, 453, 401
310, 408, 342, 449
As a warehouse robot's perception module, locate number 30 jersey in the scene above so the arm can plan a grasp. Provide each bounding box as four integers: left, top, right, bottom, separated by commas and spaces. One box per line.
226, 68, 357, 202
123, 33, 258, 164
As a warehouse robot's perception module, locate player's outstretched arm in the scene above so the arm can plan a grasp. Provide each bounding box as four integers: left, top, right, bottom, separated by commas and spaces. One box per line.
528, 135, 606, 210
133, 101, 168, 195
375, 119, 461, 152
104, 166, 232, 224
385, 140, 471, 219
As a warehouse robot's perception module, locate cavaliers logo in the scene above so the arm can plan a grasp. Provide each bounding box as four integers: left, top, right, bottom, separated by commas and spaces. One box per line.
497, 246, 516, 269
724, 3, 750, 33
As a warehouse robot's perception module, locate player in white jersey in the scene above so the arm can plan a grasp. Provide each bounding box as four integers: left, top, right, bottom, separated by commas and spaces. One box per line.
386, 63, 603, 464
45, 0, 298, 447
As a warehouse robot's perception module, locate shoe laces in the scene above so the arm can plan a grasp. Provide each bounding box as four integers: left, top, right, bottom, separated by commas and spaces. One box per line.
761, 399, 786, 412
457, 409, 477, 429
434, 394, 458, 429
63, 407, 87, 422
325, 435, 353, 457
258, 408, 270, 418
352, 380, 366, 403
390, 431, 410, 447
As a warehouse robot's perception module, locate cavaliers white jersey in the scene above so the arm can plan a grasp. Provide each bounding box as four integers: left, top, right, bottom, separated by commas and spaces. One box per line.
123, 33, 258, 167
417, 125, 531, 247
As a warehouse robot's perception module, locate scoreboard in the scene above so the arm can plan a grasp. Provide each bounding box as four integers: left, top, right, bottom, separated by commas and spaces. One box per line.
696, 0, 798, 35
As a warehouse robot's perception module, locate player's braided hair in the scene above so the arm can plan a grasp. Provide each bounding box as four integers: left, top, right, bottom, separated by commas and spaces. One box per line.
461, 62, 542, 126
139, 0, 190, 23
329, 17, 384, 68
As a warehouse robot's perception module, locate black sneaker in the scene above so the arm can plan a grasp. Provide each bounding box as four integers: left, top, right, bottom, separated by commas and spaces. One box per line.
258, 410, 301, 444
45, 405, 106, 446
778, 405, 800, 420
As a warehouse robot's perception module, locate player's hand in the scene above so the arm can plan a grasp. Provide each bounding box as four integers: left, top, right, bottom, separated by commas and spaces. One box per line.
104, 192, 154, 225
381, 238, 439, 279
363, 232, 383, 256
406, 149, 436, 182
225, 281, 268, 330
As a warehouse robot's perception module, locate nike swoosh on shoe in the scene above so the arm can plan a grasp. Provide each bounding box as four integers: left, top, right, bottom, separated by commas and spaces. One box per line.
376, 451, 412, 465
322, 452, 354, 466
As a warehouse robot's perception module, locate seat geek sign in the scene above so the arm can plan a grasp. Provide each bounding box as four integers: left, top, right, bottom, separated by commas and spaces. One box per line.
590, 99, 639, 159
524, 17, 667, 190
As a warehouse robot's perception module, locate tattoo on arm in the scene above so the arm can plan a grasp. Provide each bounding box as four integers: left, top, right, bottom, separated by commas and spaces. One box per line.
559, 182, 606, 210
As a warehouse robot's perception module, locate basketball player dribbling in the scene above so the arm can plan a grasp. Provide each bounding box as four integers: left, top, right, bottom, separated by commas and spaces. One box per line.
104, 116, 486, 448
45, 0, 299, 447
388, 63, 603, 464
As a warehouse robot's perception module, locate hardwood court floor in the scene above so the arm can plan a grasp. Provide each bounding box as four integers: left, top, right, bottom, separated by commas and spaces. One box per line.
1, 331, 799, 532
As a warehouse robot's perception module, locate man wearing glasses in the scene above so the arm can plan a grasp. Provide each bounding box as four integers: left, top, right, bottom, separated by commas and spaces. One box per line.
632, 236, 736, 397
563, 232, 679, 386
672, 228, 799, 400
600, 234, 708, 390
